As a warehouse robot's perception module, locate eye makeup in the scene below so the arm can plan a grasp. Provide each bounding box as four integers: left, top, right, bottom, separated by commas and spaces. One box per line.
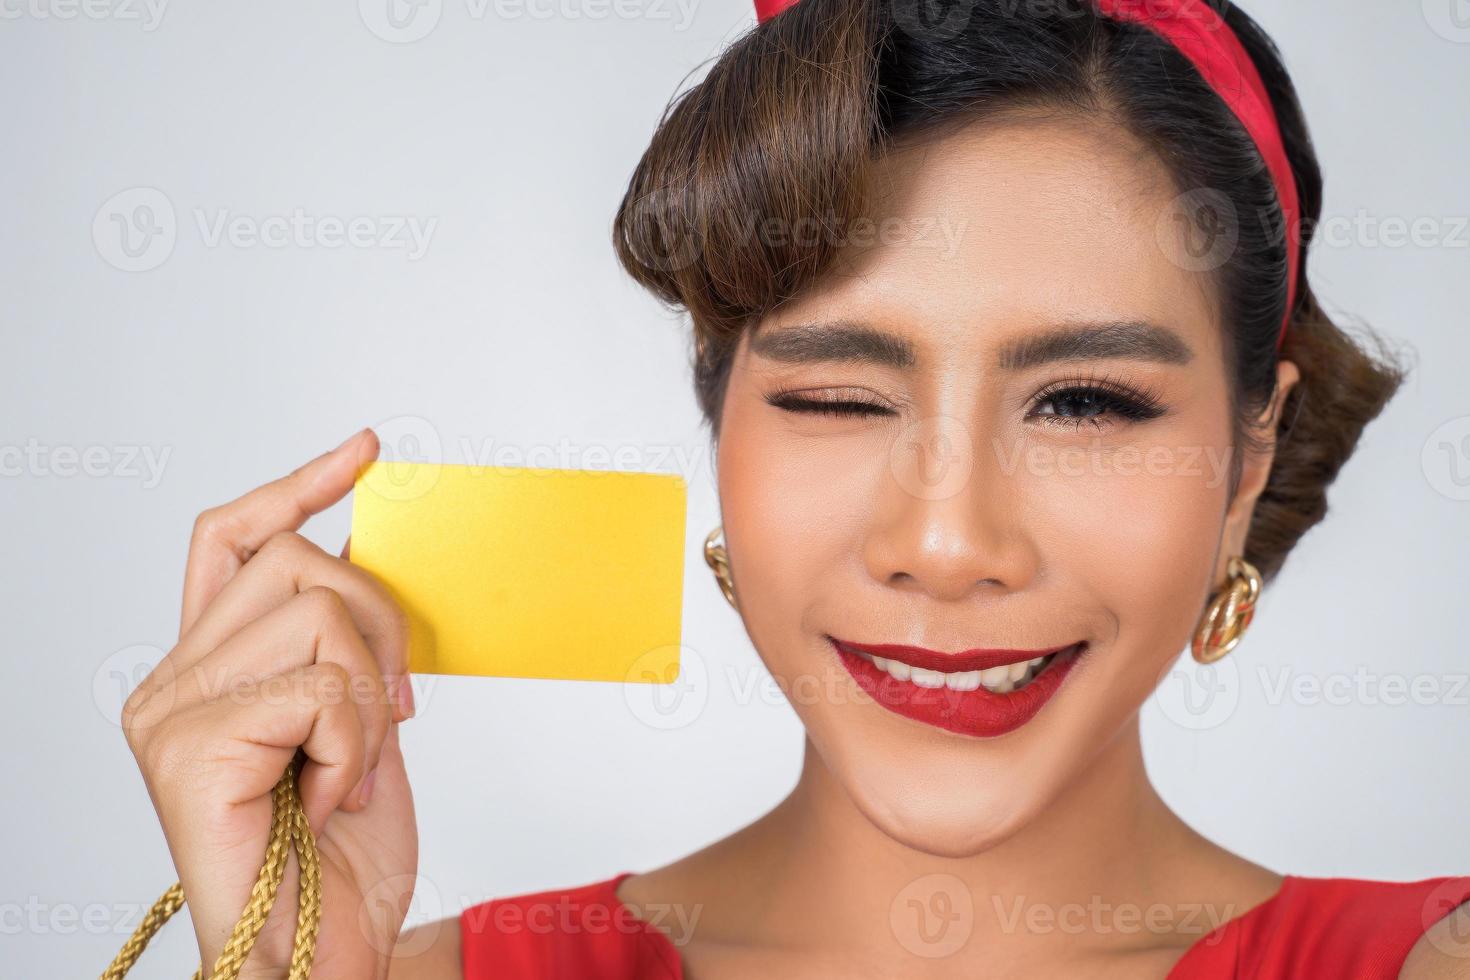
764, 370, 1168, 430
763, 385, 898, 419
1026, 371, 1167, 432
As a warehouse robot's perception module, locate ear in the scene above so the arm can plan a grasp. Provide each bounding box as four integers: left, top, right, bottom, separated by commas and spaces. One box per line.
1218, 359, 1301, 573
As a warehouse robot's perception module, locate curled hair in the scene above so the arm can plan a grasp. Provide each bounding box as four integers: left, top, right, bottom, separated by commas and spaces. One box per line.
613, 0, 1406, 583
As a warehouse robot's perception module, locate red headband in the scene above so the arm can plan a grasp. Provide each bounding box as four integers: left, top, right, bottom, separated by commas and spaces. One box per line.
753, 0, 1301, 350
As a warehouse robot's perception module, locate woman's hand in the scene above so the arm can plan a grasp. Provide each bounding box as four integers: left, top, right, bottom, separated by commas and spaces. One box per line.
121, 429, 419, 979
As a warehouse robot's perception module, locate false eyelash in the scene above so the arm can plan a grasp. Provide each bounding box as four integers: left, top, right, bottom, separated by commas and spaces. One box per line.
1029, 371, 1167, 431
763, 387, 898, 419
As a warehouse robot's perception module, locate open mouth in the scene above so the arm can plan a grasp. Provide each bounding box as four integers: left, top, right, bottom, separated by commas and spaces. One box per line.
827, 637, 1088, 739
852, 646, 1066, 694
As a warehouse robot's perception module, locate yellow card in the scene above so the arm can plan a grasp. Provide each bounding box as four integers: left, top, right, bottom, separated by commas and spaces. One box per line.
349, 460, 686, 684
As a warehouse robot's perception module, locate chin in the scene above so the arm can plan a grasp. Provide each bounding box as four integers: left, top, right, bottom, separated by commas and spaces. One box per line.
848, 766, 1036, 858
808, 716, 1056, 858
774, 628, 1099, 860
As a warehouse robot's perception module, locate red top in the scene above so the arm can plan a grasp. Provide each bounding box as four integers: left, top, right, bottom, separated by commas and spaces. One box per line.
461, 871, 1470, 979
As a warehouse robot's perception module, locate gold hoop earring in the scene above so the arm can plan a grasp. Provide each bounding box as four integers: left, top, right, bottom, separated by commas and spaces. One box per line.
1192, 555, 1263, 664
703, 525, 736, 608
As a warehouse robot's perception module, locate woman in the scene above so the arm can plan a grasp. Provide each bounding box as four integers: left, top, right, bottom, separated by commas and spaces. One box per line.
119, 0, 1470, 976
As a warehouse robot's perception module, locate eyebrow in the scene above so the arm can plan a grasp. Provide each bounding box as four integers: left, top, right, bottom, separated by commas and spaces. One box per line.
748, 319, 1193, 370
748, 321, 917, 369
996, 320, 1194, 370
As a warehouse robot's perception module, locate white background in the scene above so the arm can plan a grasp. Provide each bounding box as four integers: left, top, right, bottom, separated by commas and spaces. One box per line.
3, 0, 1468, 974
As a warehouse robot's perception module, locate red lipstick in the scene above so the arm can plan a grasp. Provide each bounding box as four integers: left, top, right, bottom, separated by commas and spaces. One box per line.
832, 639, 1077, 673
828, 636, 1087, 739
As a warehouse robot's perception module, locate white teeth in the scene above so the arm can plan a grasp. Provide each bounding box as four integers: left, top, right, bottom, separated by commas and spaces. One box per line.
944, 670, 981, 691
909, 667, 946, 689
855, 649, 1057, 694
979, 665, 1011, 689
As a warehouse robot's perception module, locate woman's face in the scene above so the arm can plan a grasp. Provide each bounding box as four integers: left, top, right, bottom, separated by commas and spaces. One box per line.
715, 114, 1297, 856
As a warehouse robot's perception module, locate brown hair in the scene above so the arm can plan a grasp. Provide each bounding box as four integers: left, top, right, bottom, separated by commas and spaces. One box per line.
612, 0, 1406, 584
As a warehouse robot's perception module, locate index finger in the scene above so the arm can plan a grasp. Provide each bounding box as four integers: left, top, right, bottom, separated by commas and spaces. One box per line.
180, 427, 379, 635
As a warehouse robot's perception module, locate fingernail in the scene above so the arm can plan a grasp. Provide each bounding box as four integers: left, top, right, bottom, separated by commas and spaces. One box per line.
359, 767, 377, 806
400, 676, 416, 719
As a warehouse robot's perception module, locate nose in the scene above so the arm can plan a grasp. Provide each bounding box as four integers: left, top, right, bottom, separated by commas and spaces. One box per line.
863, 416, 1038, 603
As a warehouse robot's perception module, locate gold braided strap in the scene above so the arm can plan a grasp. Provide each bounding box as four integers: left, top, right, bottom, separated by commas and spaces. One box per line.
102, 752, 321, 979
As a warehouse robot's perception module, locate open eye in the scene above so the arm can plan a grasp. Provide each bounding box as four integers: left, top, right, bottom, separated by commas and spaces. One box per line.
1029, 375, 1166, 431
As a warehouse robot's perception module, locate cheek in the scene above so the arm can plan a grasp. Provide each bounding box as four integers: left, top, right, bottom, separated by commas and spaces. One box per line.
717, 399, 893, 625
1018, 435, 1230, 674
717, 411, 876, 678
